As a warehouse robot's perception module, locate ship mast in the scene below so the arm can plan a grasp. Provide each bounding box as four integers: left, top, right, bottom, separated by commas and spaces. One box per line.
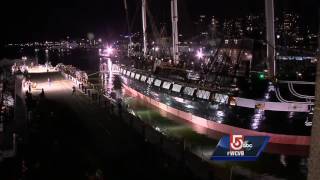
171, 0, 179, 63
124, 0, 132, 56
265, 0, 276, 78
142, 0, 148, 57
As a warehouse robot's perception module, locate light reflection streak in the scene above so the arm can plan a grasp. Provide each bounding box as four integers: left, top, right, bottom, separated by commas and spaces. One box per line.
250, 109, 265, 130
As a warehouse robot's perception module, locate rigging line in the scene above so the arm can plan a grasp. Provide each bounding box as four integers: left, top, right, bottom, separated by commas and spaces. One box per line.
274, 87, 287, 103
233, 40, 246, 80
288, 83, 315, 99
288, 83, 305, 99
275, 86, 294, 103
288, 83, 313, 100
275, 87, 313, 104
145, 2, 160, 41
278, 80, 315, 85
207, 41, 224, 75
129, 0, 141, 34
212, 52, 228, 84
87, 71, 100, 77
288, 83, 307, 99
123, 0, 131, 35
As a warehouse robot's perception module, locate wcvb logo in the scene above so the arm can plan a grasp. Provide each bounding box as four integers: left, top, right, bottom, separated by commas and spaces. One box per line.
230, 134, 244, 151
211, 134, 270, 161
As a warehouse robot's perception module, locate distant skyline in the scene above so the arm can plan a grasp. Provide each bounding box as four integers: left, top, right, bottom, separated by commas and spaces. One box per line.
1, 0, 318, 44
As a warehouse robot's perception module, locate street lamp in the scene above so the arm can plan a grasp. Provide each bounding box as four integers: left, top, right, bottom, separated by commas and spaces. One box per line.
106, 47, 113, 54
105, 46, 114, 56
100, 46, 114, 57
196, 48, 204, 59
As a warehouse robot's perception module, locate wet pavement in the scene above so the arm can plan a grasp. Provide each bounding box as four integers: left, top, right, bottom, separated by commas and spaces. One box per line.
2, 71, 200, 180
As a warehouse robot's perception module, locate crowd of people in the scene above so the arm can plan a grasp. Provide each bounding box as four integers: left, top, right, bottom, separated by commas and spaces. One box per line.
56, 63, 88, 83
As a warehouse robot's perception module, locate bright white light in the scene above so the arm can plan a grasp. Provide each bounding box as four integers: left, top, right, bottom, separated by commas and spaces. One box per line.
173, 97, 184, 103
155, 46, 159, 52
151, 92, 159, 97
216, 110, 224, 117
185, 104, 194, 109
250, 110, 264, 130
107, 58, 112, 73
305, 117, 312, 127
106, 46, 113, 55
288, 111, 295, 119
101, 46, 114, 57
280, 155, 287, 167
196, 49, 204, 59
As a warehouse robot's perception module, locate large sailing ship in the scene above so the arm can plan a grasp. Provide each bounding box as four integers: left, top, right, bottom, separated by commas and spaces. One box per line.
104, 0, 317, 142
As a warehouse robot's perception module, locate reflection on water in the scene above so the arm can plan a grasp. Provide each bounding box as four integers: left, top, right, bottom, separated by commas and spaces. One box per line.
122, 92, 308, 180
288, 111, 295, 119
250, 109, 265, 130
101, 72, 113, 94
215, 110, 225, 123
11, 47, 101, 73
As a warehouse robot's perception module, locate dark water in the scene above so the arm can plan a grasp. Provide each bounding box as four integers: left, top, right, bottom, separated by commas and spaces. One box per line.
1, 47, 100, 73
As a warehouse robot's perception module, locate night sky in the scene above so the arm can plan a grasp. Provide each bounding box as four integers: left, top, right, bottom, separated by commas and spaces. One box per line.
0, 0, 319, 44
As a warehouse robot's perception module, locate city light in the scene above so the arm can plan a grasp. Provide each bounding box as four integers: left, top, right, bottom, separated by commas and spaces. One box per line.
100, 46, 114, 57
258, 73, 265, 80
196, 48, 204, 59
106, 46, 113, 55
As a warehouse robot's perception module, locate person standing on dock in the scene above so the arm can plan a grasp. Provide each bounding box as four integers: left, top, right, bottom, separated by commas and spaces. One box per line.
117, 99, 122, 116
72, 86, 76, 95
40, 88, 45, 99
110, 103, 114, 114
48, 77, 51, 86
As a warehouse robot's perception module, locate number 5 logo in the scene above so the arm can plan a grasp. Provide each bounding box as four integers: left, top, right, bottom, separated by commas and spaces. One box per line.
230, 135, 244, 151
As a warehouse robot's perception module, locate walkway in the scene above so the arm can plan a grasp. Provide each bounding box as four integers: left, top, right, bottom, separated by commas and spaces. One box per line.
12, 72, 197, 180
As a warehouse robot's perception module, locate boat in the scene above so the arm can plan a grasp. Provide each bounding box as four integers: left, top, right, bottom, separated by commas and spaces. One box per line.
112, 0, 315, 145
